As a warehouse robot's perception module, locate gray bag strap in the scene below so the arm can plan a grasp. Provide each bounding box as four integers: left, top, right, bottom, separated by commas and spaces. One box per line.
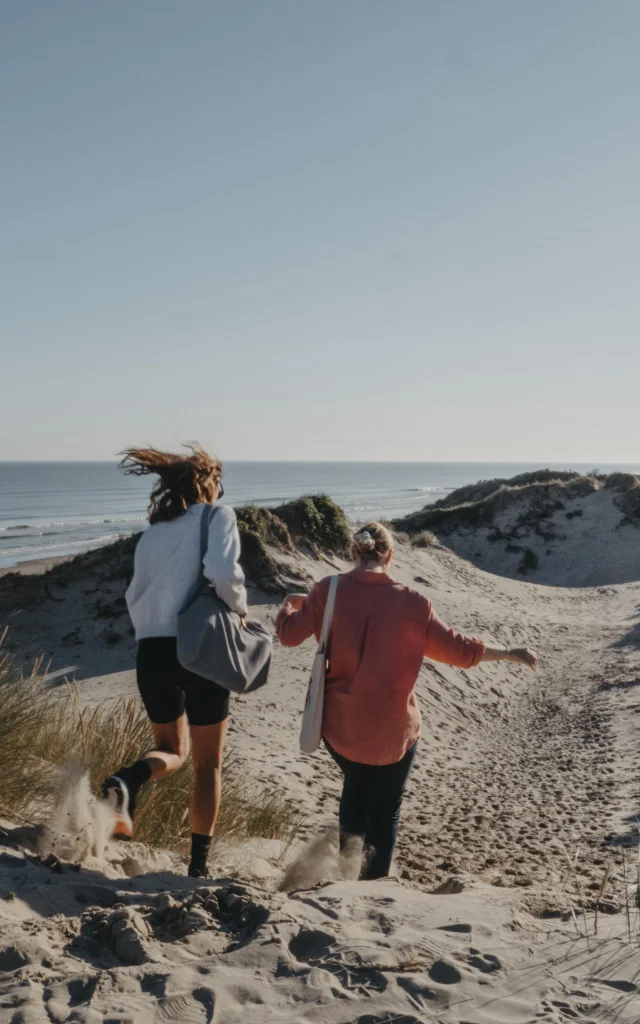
180, 504, 218, 612
198, 502, 217, 563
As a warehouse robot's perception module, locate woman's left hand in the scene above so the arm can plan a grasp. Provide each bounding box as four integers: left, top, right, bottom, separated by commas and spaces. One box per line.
509, 647, 538, 671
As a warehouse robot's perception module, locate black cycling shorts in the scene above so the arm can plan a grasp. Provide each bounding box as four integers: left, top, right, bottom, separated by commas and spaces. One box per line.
136, 637, 230, 727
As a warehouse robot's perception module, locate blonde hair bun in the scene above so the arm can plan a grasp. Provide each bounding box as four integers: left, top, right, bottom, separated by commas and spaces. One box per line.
352, 522, 394, 563
354, 529, 376, 551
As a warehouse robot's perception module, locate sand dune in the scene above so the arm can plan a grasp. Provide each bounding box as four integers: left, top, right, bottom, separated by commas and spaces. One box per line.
2, 510, 640, 1021
2, 820, 640, 1023
395, 470, 640, 587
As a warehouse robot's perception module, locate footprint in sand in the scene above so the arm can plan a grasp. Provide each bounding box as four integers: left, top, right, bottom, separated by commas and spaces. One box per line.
466, 949, 501, 974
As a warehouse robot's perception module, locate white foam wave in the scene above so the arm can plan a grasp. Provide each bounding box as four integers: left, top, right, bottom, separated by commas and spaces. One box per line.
2, 533, 126, 559
0, 516, 146, 532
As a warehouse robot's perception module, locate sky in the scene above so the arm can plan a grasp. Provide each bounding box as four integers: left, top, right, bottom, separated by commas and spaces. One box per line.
1, 1, 639, 463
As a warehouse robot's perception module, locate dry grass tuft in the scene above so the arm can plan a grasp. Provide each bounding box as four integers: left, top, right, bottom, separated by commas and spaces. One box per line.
410, 531, 440, 549
0, 633, 303, 854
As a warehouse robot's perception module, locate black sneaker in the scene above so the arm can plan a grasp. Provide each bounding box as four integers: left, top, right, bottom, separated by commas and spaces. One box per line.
102, 775, 134, 840
188, 864, 209, 879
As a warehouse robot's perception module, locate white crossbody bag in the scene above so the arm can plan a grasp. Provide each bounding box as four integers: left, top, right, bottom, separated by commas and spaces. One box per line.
299, 575, 339, 754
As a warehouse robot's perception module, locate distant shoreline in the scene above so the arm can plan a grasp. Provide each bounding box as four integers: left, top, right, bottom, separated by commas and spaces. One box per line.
4, 460, 640, 574
0, 555, 72, 578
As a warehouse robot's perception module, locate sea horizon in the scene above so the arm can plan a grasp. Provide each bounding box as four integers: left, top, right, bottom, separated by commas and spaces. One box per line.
1, 459, 639, 571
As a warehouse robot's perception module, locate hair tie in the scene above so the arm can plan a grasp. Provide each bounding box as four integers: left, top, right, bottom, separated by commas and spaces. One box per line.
355, 530, 376, 551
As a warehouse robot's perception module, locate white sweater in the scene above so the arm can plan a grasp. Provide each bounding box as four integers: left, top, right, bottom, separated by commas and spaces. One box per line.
126, 503, 248, 641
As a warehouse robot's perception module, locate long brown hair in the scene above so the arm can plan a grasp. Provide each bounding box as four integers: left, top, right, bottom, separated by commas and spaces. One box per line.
120, 443, 222, 524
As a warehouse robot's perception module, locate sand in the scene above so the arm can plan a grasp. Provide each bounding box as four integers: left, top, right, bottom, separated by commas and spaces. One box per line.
465, 488, 640, 586
0, 555, 72, 579
2, 532, 640, 1021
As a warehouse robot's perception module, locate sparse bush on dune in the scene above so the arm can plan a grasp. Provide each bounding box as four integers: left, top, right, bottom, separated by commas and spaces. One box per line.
394, 473, 602, 539
274, 494, 351, 555
431, 469, 582, 511
235, 505, 292, 551
235, 494, 349, 582
518, 548, 539, 575
603, 472, 639, 492
0, 496, 350, 611
604, 473, 640, 525
0, 635, 303, 855
410, 530, 440, 549
235, 505, 293, 585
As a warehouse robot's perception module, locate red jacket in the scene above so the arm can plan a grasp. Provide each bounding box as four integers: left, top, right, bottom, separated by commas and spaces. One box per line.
277, 568, 485, 765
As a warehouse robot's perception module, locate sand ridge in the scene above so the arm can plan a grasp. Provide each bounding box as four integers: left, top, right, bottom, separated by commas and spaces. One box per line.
395, 473, 640, 587
1, 829, 640, 1023
2, 534, 640, 1019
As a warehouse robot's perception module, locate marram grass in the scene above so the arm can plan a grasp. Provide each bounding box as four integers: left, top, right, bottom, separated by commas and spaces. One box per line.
0, 632, 303, 854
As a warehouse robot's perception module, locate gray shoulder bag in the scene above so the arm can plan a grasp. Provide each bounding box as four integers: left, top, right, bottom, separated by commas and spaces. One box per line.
176, 505, 272, 693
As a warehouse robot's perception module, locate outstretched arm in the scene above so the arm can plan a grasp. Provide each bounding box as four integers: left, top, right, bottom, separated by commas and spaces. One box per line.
479, 646, 537, 671
424, 608, 536, 672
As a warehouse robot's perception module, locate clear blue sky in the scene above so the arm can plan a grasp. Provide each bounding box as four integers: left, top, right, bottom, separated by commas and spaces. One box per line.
1, 1, 638, 462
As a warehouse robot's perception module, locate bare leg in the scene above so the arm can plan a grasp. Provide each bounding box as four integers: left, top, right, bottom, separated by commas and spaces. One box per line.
103, 716, 190, 839
189, 719, 228, 836
143, 715, 191, 778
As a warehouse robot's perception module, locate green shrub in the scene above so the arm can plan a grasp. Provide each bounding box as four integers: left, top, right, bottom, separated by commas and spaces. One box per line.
603, 472, 639, 493
0, 636, 303, 854
431, 470, 581, 511
603, 473, 640, 525
275, 494, 351, 554
235, 506, 293, 584
518, 548, 539, 574
411, 531, 440, 549
393, 475, 600, 539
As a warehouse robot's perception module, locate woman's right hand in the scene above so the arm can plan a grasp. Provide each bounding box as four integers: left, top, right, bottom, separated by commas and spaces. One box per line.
275, 593, 307, 632
508, 647, 538, 671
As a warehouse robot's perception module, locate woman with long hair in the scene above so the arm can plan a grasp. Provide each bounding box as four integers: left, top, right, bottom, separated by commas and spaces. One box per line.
276, 522, 536, 881
102, 443, 247, 878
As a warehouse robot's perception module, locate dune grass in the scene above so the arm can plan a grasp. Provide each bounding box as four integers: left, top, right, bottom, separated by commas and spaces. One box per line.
604, 473, 640, 525
410, 530, 441, 549
0, 633, 304, 854
235, 494, 350, 586
394, 474, 601, 539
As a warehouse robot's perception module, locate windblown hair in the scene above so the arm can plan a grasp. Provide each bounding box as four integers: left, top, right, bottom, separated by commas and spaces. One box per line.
119, 443, 222, 524
352, 522, 394, 565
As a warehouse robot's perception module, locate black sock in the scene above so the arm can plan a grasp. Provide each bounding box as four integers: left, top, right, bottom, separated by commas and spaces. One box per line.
112, 760, 152, 816
189, 833, 212, 878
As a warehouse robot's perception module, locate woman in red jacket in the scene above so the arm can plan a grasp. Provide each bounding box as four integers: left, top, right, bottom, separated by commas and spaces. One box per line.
276, 522, 536, 881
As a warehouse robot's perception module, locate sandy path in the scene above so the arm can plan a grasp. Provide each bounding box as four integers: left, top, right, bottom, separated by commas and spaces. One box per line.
3, 542, 640, 1021
2, 540, 640, 895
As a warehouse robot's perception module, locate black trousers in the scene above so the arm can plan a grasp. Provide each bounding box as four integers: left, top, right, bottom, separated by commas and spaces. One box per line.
325, 739, 418, 880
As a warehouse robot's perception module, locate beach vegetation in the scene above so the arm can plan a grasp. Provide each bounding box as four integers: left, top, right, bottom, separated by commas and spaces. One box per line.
604, 473, 640, 525
3, 495, 350, 602
235, 506, 293, 584
518, 548, 539, 574
394, 473, 601, 541
0, 635, 303, 854
430, 469, 582, 511
274, 494, 351, 554
410, 530, 440, 549
235, 494, 349, 582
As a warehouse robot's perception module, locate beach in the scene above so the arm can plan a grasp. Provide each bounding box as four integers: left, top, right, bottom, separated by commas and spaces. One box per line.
3, 460, 640, 571
1, 482, 640, 1020
4, 0, 639, 1016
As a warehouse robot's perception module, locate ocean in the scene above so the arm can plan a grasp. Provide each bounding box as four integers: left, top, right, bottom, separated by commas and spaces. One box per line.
1, 460, 639, 571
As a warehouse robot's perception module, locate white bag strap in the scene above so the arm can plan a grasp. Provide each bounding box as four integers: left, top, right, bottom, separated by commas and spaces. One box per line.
318, 575, 339, 652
